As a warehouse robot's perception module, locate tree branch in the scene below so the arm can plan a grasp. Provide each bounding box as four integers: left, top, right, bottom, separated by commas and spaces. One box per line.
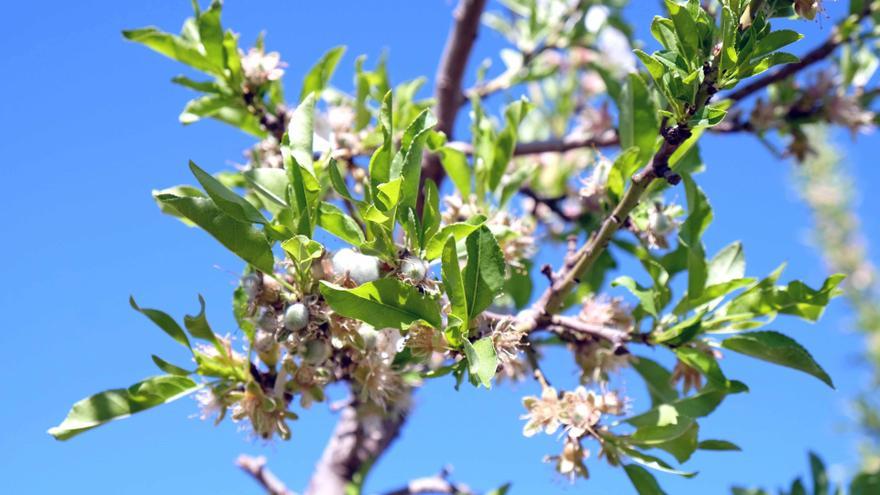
447, 129, 620, 156
380, 469, 473, 495
304, 400, 409, 495
420, 0, 488, 207
236, 455, 296, 495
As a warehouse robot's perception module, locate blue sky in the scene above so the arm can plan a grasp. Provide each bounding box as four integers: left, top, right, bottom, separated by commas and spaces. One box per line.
3, 1, 880, 493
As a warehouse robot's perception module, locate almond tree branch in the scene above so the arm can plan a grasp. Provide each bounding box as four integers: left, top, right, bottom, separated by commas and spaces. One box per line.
304, 400, 409, 495
420, 0, 488, 208
381, 469, 474, 495
483, 311, 631, 347
237, 455, 296, 495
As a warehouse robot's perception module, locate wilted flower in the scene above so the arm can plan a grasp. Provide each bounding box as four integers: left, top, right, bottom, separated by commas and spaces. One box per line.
579, 157, 612, 208
406, 325, 447, 358
642, 202, 682, 249
247, 138, 284, 169
827, 93, 875, 134
545, 437, 590, 481
522, 381, 562, 437
573, 340, 631, 383
578, 295, 633, 333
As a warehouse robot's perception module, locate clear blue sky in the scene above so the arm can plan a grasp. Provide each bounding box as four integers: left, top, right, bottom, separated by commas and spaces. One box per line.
3, 1, 880, 493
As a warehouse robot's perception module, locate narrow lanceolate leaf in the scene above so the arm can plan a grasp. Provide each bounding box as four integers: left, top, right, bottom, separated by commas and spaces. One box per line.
395, 109, 434, 210
619, 73, 659, 167
487, 98, 530, 192
151, 355, 193, 376
317, 202, 365, 246
442, 236, 468, 322
462, 226, 506, 319
129, 296, 190, 349
721, 331, 834, 388
625, 464, 668, 495
189, 161, 267, 225
462, 337, 498, 389
48, 376, 201, 440
122, 28, 221, 75
183, 295, 219, 347
319, 279, 442, 329
679, 173, 713, 300
698, 439, 741, 451
155, 194, 275, 273
287, 93, 316, 171
300, 45, 346, 102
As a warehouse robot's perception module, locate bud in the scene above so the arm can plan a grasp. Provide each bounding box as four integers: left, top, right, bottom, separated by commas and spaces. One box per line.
332, 248, 381, 285
259, 274, 282, 304
283, 303, 310, 332
399, 256, 428, 281
794, 0, 820, 20
303, 339, 332, 365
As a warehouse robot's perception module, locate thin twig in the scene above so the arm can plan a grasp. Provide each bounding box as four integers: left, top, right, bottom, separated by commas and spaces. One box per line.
236, 455, 296, 495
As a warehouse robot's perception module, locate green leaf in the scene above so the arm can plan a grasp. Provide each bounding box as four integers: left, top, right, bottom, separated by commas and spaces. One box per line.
613, 276, 660, 318
462, 337, 498, 388
631, 418, 695, 445
674, 346, 727, 386
632, 357, 679, 406
155, 193, 275, 273
462, 226, 506, 319
151, 355, 193, 376
300, 45, 346, 102
620, 445, 697, 478
488, 98, 530, 192
122, 28, 220, 75
434, 145, 472, 197
288, 92, 317, 170
421, 179, 441, 245
243, 168, 289, 209
320, 279, 442, 329
653, 422, 700, 463
424, 219, 485, 260
679, 173, 712, 300
317, 202, 365, 246
442, 236, 468, 322
129, 296, 190, 349
626, 381, 747, 427
179, 95, 264, 136
196, 0, 224, 70
48, 375, 201, 440
624, 464, 668, 495
751, 30, 803, 61
721, 331, 834, 388
394, 109, 434, 210
619, 73, 659, 167
189, 161, 267, 225
809, 451, 829, 495
280, 235, 323, 264
183, 294, 219, 346
698, 439, 741, 451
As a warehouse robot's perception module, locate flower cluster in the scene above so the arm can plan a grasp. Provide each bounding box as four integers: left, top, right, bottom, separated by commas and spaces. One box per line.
521, 374, 626, 479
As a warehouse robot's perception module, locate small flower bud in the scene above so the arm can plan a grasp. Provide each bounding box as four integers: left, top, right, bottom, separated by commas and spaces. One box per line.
399, 256, 428, 281
332, 248, 381, 285
283, 303, 310, 332
303, 339, 332, 365
258, 274, 282, 304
